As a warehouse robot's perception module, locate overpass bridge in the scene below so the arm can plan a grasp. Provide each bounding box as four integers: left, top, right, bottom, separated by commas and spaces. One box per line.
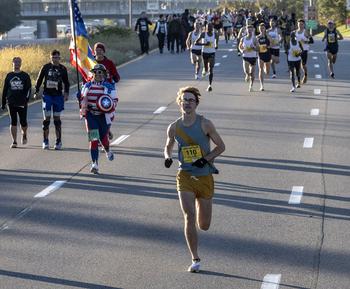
20, 0, 218, 38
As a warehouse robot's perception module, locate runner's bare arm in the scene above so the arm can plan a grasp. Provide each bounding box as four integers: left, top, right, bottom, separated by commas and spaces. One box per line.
202, 118, 225, 162
164, 122, 176, 159
186, 32, 192, 49
337, 30, 344, 40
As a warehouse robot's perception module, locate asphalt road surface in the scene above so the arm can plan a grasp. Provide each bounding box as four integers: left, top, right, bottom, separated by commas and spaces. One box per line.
0, 39, 349, 289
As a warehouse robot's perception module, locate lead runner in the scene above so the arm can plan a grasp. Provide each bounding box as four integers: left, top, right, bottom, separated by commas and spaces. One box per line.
164, 86, 225, 273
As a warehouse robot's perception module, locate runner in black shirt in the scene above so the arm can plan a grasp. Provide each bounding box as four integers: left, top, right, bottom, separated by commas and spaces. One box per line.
2, 57, 31, 148
34, 50, 70, 150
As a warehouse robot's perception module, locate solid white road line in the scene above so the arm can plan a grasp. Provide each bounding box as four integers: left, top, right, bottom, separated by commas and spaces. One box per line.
310, 49, 315, 53
312, 56, 318, 60
289, 186, 304, 205
315, 74, 322, 79
222, 55, 228, 58
310, 109, 320, 116
153, 106, 167, 114
261, 274, 281, 289
214, 63, 221, 67
34, 181, 66, 198
314, 88, 321, 95
314, 64, 320, 68
111, 134, 130, 146
303, 137, 314, 148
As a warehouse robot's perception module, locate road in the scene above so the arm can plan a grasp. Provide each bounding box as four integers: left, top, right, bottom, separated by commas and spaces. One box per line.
0, 39, 349, 289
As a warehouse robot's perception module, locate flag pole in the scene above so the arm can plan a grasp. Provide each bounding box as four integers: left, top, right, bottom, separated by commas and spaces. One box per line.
69, 0, 81, 97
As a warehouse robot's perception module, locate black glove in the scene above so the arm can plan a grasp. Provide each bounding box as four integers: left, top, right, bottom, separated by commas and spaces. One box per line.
164, 158, 173, 168
1, 105, 6, 110
192, 157, 208, 168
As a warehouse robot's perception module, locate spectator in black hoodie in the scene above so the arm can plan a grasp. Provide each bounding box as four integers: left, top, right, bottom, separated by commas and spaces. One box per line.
168, 14, 182, 54
135, 11, 153, 54
2, 57, 31, 148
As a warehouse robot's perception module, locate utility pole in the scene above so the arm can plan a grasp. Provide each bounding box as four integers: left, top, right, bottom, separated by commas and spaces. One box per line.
129, 0, 132, 28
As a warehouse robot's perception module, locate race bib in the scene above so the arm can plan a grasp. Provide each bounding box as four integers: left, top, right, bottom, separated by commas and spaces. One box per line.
246, 46, 254, 52
181, 145, 202, 163
88, 129, 100, 141
259, 44, 267, 53
205, 41, 213, 48
328, 34, 335, 43
47, 80, 58, 89
292, 49, 301, 57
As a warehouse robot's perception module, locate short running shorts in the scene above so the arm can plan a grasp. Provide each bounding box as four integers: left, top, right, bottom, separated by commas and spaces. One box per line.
176, 170, 214, 199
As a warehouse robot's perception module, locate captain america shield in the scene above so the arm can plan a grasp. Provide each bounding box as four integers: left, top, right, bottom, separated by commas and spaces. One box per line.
96, 94, 114, 113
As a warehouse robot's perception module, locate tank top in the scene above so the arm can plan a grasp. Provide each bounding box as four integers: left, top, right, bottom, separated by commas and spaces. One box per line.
175, 115, 215, 176
288, 41, 302, 61
268, 28, 280, 48
202, 32, 216, 53
296, 30, 309, 51
242, 36, 257, 58
326, 29, 338, 45
257, 35, 270, 54
191, 31, 202, 51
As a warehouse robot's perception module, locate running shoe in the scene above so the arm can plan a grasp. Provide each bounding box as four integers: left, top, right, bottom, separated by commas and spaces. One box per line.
10, 142, 17, 149
330, 72, 335, 79
237, 52, 241, 56
249, 84, 253, 92
90, 162, 99, 174
54, 141, 62, 150
260, 85, 264, 91
206, 85, 212, 92
21, 134, 27, 145
42, 140, 49, 150
290, 86, 296, 92
188, 259, 201, 273
245, 74, 249, 82
194, 74, 199, 80
296, 82, 301, 88
106, 151, 114, 161
272, 74, 276, 79
202, 70, 207, 77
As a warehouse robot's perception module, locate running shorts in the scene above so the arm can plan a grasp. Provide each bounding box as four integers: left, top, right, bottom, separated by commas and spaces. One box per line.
42, 94, 64, 113
259, 52, 271, 63
270, 48, 280, 57
176, 170, 214, 199
243, 57, 257, 66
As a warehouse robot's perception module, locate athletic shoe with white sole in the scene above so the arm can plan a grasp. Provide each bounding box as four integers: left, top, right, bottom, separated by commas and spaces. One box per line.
42, 140, 49, 150
106, 151, 114, 161
90, 162, 99, 174
188, 259, 201, 273
290, 86, 296, 92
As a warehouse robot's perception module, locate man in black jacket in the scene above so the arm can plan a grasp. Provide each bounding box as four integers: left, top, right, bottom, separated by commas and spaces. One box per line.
135, 12, 153, 54
34, 50, 70, 150
2, 57, 31, 148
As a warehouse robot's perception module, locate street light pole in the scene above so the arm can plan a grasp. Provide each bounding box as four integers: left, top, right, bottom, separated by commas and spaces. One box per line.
129, 0, 132, 28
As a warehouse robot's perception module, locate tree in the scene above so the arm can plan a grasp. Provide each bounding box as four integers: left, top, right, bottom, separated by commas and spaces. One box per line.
0, 0, 21, 35
317, 0, 346, 25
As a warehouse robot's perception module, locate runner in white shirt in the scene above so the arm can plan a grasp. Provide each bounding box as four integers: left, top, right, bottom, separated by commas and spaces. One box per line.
287, 32, 303, 92
239, 25, 258, 92
186, 21, 203, 80
295, 19, 313, 84
196, 22, 218, 92
267, 19, 282, 78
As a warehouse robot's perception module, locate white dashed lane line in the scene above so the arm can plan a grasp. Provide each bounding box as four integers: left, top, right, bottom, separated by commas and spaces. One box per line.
229, 49, 233, 52
261, 274, 281, 289
303, 137, 314, 148
289, 186, 304, 205
315, 74, 322, 79
310, 108, 320, 116
314, 64, 320, 68
214, 63, 221, 67
153, 106, 167, 114
222, 55, 228, 58
314, 89, 321, 95
312, 56, 318, 60
34, 181, 66, 198
111, 135, 130, 146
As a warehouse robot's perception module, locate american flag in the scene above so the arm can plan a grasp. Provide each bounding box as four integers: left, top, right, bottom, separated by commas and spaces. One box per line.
69, 0, 96, 82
